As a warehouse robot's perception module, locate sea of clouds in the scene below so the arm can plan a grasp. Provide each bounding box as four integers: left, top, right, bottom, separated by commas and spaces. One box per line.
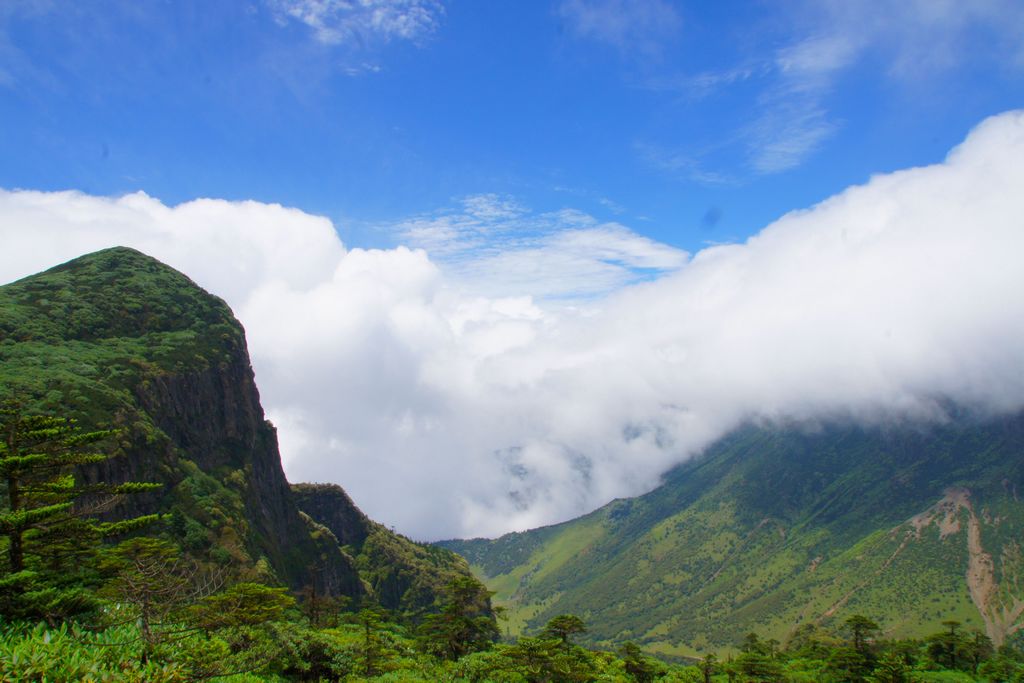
2, 110, 1023, 540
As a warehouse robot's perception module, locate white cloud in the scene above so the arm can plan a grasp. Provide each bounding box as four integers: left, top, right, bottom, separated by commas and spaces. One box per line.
2, 111, 1024, 540
557, 0, 680, 56
653, 1, 1024, 177
269, 0, 444, 46
775, 34, 858, 80
634, 141, 736, 186
394, 195, 688, 300
748, 1, 1024, 170
738, 33, 858, 172
745, 102, 837, 174
808, 0, 1024, 77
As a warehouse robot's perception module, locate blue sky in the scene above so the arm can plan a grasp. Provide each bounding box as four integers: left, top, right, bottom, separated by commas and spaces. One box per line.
3, 2, 1024, 537
3, 1, 1022, 255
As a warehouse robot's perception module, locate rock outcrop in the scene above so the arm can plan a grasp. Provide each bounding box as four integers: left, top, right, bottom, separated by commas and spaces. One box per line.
0, 247, 362, 596
293, 483, 483, 614
0, 246, 489, 611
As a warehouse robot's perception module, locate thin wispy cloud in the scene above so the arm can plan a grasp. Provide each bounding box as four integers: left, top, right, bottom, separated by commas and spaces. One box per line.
744, 1, 1024, 172
774, 34, 859, 83
597, 197, 626, 214
557, 0, 680, 57
395, 194, 688, 300
0, 1, 432, 99
633, 141, 736, 186
809, 0, 1024, 77
269, 0, 445, 47
642, 1, 1024, 180
643, 64, 762, 99
744, 99, 838, 175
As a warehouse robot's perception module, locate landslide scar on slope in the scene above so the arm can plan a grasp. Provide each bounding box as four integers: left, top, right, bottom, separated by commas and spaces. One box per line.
910, 488, 1023, 647
820, 488, 1023, 645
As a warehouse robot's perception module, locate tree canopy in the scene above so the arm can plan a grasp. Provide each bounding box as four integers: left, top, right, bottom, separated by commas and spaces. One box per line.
0, 404, 159, 620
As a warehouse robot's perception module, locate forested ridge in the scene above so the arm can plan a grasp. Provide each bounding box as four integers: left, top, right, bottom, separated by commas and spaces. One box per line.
445, 418, 1024, 661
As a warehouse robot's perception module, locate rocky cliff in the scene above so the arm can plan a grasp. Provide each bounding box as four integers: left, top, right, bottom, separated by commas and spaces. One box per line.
293, 483, 483, 615
0, 246, 474, 608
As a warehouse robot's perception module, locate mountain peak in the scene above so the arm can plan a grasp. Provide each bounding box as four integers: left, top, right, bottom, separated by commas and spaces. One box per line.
1, 246, 237, 346
1, 248, 487, 614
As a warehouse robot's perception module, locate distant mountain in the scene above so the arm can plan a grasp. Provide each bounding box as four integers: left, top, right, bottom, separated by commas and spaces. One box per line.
441, 417, 1024, 656
0, 246, 478, 611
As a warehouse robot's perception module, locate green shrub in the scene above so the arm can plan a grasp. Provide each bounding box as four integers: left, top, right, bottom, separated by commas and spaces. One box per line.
0, 621, 186, 682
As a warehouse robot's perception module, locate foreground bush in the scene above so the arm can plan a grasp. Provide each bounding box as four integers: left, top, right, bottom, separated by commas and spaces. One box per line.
0, 621, 185, 682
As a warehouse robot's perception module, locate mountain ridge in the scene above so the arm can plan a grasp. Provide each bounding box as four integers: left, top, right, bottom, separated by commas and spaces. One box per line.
441, 414, 1024, 655
0, 246, 481, 612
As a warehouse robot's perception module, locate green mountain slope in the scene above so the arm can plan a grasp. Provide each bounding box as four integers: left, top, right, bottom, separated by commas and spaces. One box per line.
0, 246, 479, 612
442, 417, 1024, 656
292, 483, 482, 616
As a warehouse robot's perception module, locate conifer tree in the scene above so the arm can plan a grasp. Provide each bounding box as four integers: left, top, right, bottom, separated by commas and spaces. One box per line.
353, 607, 392, 677
417, 575, 498, 660
0, 403, 160, 620
620, 641, 659, 683
541, 613, 587, 647
845, 614, 880, 655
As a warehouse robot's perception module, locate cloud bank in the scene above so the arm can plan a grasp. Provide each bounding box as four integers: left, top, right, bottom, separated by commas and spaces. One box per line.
2, 111, 1024, 540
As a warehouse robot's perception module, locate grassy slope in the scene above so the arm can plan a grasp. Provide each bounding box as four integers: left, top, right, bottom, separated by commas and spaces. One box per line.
443, 417, 1024, 654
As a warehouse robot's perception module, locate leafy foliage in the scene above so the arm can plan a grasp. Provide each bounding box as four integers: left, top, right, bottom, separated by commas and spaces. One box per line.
0, 621, 186, 682
542, 613, 588, 646
0, 405, 160, 621
189, 582, 295, 630
417, 575, 500, 660
5, 608, 1017, 682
